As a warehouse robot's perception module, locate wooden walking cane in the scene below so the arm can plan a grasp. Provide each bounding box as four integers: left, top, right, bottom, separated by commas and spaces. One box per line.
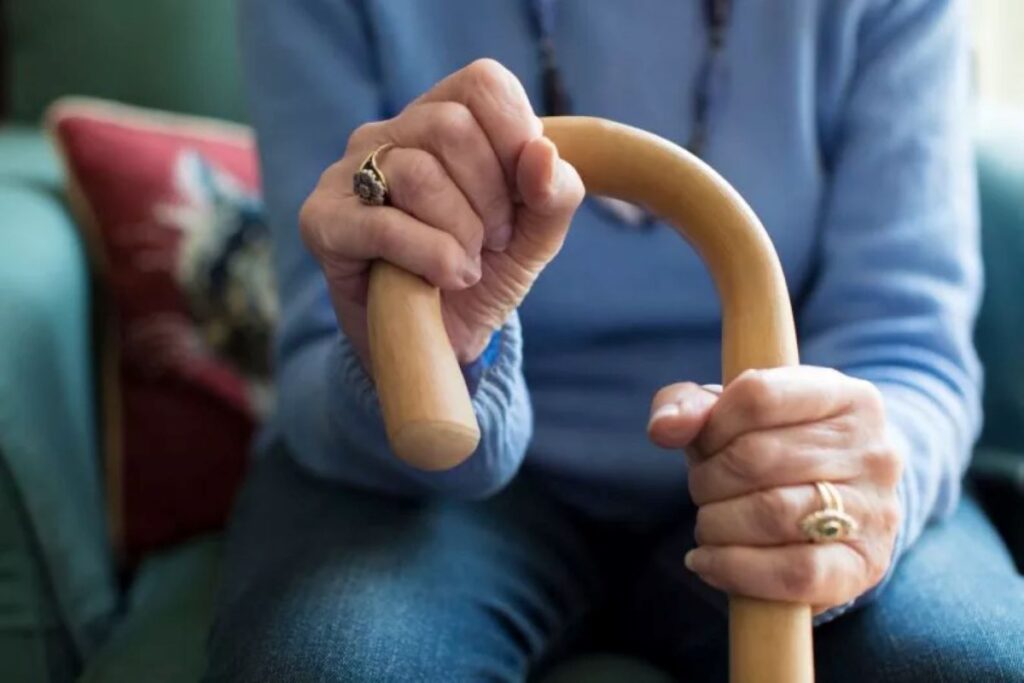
367, 116, 813, 682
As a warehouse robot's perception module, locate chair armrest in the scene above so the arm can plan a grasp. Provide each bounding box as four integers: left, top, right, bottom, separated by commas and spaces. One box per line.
973, 106, 1024, 569
0, 163, 117, 665
975, 107, 1024, 454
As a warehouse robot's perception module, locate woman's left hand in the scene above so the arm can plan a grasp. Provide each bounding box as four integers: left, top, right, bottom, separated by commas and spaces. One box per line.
647, 366, 904, 613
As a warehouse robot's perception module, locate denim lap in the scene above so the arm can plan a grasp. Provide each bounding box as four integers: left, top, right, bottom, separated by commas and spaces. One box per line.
812, 496, 1024, 682
206, 447, 1024, 682
204, 445, 606, 682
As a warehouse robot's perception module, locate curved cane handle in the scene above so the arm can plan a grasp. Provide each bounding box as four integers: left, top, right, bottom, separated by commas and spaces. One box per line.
367, 116, 812, 682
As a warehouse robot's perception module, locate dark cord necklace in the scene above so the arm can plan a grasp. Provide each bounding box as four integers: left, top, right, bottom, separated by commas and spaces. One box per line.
528, 0, 731, 158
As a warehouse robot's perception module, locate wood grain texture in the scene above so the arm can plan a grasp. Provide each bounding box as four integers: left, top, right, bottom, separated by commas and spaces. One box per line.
367, 116, 811, 681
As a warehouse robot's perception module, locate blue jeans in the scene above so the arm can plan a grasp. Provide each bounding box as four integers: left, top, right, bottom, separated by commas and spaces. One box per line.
205, 444, 1024, 682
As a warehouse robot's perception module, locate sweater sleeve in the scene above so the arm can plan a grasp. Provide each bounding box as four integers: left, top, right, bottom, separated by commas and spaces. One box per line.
239, 0, 533, 498
798, 0, 981, 621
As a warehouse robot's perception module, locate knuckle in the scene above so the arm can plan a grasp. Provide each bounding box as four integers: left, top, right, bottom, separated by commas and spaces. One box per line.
752, 489, 793, 538
719, 433, 771, 484
347, 121, 384, 153
462, 59, 533, 125
298, 186, 339, 255
464, 58, 515, 91
778, 554, 822, 597
430, 243, 465, 287
431, 102, 478, 147
718, 444, 750, 483
731, 369, 777, 423
863, 445, 901, 486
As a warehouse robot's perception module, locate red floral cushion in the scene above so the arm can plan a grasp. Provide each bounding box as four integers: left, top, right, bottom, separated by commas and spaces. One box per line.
47, 98, 274, 564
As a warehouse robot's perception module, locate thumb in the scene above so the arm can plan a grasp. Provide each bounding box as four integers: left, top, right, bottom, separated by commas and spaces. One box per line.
647, 383, 721, 450
505, 136, 584, 268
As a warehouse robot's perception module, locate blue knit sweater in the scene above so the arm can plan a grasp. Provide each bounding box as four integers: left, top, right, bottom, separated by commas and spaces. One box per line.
240, 0, 980, 601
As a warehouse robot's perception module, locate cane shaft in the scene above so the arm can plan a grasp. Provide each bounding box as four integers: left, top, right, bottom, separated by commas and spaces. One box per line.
367, 116, 812, 681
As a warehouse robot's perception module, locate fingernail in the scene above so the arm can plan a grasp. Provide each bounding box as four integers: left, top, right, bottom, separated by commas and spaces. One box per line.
701, 384, 723, 395
547, 157, 563, 195
684, 549, 709, 574
491, 222, 513, 252
460, 259, 482, 287
684, 549, 698, 572
648, 402, 680, 428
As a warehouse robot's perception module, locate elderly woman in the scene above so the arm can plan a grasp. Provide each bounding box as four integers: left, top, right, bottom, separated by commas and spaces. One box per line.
205, 0, 1024, 681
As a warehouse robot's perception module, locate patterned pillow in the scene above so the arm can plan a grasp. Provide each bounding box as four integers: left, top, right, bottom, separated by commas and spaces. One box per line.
47, 97, 276, 564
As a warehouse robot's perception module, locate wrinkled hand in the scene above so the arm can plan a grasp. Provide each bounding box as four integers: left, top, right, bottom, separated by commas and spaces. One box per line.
299, 59, 585, 365
647, 366, 904, 613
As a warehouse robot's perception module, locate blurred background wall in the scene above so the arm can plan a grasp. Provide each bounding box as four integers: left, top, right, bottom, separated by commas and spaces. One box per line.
974, 0, 1024, 108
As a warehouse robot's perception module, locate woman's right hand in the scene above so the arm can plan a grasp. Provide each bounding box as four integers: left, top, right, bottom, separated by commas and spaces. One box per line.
299, 59, 585, 367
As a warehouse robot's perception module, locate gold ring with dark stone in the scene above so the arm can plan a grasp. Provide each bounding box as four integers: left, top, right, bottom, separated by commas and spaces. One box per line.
353, 143, 394, 206
800, 481, 858, 543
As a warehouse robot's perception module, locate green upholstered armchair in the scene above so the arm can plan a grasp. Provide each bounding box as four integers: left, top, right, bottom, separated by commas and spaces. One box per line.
1, 2, 1022, 681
